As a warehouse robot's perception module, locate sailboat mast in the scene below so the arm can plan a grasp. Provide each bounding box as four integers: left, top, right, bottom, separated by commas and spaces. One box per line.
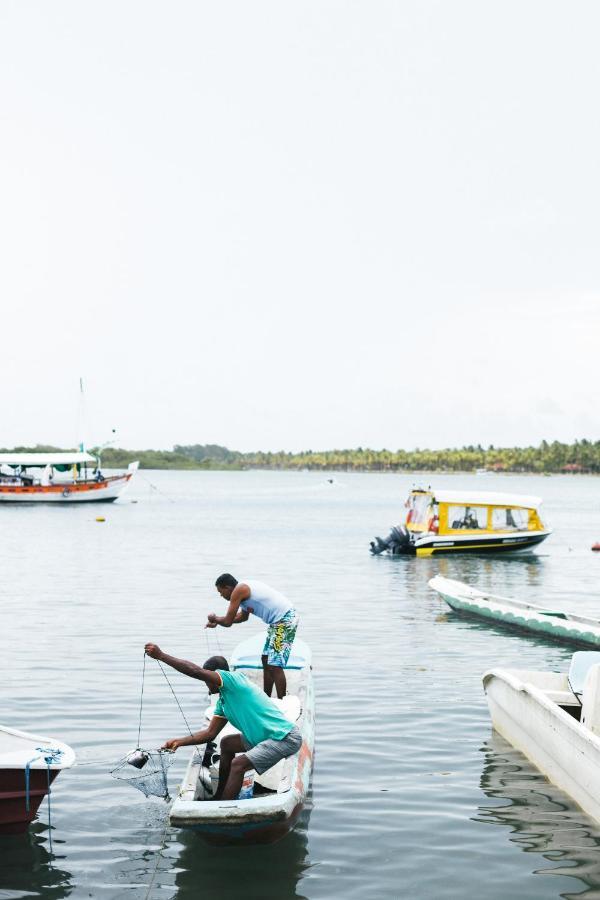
78, 377, 85, 453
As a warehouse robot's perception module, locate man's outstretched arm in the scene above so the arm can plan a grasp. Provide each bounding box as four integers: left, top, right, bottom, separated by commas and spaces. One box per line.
144, 643, 222, 689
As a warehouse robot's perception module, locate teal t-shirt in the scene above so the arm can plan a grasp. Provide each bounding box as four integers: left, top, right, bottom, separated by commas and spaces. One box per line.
213, 670, 294, 746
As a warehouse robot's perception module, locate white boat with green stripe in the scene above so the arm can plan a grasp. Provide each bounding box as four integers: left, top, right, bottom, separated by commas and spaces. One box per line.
430, 575, 600, 647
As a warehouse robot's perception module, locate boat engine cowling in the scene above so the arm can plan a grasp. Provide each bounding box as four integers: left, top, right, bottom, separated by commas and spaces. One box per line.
370, 524, 412, 555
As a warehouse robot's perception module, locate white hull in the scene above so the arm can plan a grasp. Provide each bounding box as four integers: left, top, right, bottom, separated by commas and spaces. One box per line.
484, 668, 600, 824
430, 576, 600, 647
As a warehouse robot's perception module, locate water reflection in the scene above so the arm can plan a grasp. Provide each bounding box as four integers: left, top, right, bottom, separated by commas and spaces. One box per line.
0, 826, 73, 898
434, 552, 545, 589
476, 734, 600, 899
172, 803, 313, 900
378, 550, 546, 600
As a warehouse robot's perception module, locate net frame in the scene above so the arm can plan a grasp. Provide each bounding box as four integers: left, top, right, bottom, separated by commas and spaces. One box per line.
110, 749, 174, 800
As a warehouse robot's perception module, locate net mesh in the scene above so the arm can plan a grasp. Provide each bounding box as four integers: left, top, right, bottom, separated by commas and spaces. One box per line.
110, 749, 174, 800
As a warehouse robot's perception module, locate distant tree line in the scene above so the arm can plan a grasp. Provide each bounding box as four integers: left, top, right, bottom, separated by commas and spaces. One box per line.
3, 440, 600, 473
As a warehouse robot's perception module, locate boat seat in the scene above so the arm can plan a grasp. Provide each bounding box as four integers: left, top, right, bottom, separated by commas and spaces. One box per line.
581, 664, 600, 735
544, 689, 580, 707
568, 652, 600, 696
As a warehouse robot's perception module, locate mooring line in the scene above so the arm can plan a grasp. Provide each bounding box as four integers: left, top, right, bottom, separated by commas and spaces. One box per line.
136, 472, 176, 503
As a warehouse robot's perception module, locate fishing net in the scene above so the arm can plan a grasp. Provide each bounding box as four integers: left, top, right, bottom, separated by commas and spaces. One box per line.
110, 749, 174, 800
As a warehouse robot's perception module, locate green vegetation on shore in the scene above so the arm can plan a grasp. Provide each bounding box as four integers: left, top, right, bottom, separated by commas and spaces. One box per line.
3, 440, 600, 473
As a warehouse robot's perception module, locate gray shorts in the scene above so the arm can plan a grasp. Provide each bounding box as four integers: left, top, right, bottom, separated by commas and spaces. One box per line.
241, 725, 302, 775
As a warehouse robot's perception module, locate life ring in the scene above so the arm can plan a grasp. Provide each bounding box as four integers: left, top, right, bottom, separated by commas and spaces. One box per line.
62, 488, 71, 498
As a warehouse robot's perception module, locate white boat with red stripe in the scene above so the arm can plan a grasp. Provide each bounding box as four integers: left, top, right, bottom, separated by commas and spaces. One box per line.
0, 452, 139, 503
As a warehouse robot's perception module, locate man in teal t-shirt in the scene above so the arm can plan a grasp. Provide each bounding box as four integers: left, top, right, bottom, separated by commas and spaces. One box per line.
144, 642, 302, 800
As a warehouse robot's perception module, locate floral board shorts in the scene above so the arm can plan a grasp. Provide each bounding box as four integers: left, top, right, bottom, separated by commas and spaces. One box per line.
262, 608, 299, 667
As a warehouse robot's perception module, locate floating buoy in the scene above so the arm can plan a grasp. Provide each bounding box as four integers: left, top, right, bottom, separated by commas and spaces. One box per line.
592, 543, 600, 551
96, 516, 106, 523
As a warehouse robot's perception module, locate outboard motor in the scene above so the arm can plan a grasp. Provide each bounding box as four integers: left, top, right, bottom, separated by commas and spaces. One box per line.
370, 524, 412, 555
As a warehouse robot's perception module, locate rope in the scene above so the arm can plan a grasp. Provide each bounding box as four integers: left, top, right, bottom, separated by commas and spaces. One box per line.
137, 472, 176, 503
46, 763, 53, 855
156, 661, 195, 737
137, 652, 147, 748
143, 815, 172, 900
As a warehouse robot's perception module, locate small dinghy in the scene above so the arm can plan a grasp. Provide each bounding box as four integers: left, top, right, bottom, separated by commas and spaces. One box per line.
0, 725, 75, 834
429, 575, 600, 647
169, 633, 314, 845
484, 652, 600, 824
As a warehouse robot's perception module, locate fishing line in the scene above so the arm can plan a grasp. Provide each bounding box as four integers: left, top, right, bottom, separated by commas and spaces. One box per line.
156, 661, 195, 738
143, 815, 172, 900
137, 651, 147, 748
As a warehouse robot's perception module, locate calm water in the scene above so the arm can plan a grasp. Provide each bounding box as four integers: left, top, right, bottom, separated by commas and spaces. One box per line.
2, 470, 600, 899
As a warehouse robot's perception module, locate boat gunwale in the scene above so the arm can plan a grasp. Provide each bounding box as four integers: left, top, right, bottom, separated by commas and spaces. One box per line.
430, 576, 600, 630
0, 724, 76, 770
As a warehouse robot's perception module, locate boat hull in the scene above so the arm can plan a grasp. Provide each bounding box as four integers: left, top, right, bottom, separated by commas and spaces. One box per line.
484, 669, 600, 824
0, 769, 60, 834
413, 530, 550, 556
0, 472, 134, 503
0, 724, 76, 834
430, 576, 600, 647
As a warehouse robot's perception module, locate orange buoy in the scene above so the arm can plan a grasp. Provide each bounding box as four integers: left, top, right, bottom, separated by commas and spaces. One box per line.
96, 516, 106, 523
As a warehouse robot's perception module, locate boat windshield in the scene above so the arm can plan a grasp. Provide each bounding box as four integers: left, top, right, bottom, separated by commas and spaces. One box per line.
406, 492, 434, 527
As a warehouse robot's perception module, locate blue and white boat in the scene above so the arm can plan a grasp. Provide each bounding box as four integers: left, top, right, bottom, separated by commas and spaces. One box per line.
169, 632, 314, 845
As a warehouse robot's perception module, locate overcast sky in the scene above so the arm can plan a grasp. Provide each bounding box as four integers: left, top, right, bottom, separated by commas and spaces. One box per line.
1, 2, 598, 452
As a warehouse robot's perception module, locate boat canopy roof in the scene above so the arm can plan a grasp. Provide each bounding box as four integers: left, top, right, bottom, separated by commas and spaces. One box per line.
421, 489, 543, 510
0, 451, 97, 467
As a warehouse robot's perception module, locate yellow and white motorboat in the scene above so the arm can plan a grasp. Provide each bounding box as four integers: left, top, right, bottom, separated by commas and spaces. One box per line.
370, 488, 551, 557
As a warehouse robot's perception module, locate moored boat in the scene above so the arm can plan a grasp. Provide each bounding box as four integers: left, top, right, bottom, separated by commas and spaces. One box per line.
430, 576, 600, 647
169, 632, 314, 845
0, 452, 138, 503
370, 488, 551, 556
483, 653, 600, 825
0, 725, 76, 834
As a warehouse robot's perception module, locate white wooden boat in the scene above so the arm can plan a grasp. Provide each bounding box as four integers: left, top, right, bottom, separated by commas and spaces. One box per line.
0, 725, 76, 833
429, 575, 600, 647
0, 452, 138, 502
371, 488, 551, 556
484, 652, 600, 825
170, 632, 314, 845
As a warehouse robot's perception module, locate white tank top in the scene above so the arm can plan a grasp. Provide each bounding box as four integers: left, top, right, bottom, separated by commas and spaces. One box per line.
239, 579, 292, 625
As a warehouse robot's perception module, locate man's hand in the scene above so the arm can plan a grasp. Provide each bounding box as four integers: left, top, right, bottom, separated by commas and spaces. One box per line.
145, 642, 162, 659
162, 738, 182, 751
205, 613, 218, 629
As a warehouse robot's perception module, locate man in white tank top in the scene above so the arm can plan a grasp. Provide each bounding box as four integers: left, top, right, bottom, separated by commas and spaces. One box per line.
206, 574, 299, 698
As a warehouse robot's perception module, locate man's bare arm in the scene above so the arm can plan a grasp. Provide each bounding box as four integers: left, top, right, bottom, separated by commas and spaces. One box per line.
207, 583, 252, 627
162, 716, 226, 751
144, 643, 222, 689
